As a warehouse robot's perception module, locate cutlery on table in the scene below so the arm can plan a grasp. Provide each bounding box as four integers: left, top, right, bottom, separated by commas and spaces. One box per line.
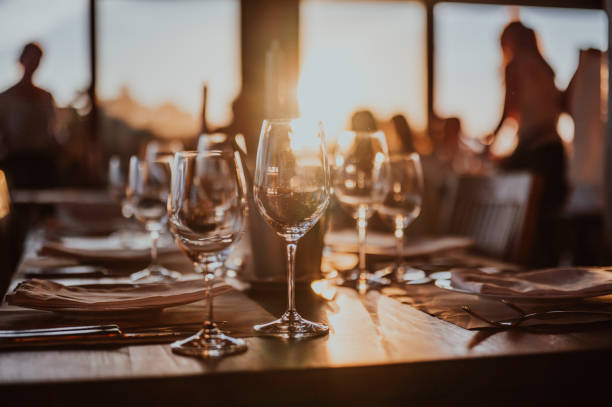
0, 323, 203, 349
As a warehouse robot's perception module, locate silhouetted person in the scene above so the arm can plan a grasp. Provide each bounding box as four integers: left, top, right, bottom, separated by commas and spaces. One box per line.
0, 42, 60, 189
0, 43, 61, 290
493, 22, 568, 266
351, 110, 378, 132
391, 114, 415, 153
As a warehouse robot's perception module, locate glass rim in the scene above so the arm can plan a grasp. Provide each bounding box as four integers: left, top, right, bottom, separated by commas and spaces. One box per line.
173, 150, 227, 158
389, 152, 421, 161
262, 118, 323, 125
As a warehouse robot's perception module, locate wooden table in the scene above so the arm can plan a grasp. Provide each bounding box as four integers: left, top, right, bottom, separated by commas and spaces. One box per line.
1, 230, 611, 406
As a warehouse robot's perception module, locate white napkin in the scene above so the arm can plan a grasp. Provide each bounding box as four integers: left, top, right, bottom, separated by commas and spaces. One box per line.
6, 279, 232, 312
451, 267, 612, 298
325, 229, 474, 257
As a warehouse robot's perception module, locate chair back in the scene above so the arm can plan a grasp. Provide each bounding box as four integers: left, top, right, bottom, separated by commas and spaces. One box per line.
443, 172, 540, 263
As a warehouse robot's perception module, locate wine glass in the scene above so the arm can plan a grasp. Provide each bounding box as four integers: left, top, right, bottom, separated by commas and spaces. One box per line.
126, 154, 181, 282
377, 153, 424, 282
168, 150, 248, 357
107, 155, 133, 218
333, 130, 390, 294
253, 118, 330, 339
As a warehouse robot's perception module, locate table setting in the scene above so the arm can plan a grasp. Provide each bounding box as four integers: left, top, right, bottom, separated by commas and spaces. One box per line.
3, 120, 612, 368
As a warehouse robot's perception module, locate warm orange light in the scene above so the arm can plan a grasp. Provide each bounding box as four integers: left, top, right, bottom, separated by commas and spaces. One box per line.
0, 171, 10, 220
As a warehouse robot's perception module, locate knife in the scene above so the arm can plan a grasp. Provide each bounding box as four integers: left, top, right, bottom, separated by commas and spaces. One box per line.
0, 324, 201, 349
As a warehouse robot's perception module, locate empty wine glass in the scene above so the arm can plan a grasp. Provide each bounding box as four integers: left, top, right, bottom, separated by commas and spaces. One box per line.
126, 154, 181, 282
108, 155, 133, 219
333, 130, 390, 294
377, 153, 424, 282
168, 150, 248, 357
253, 118, 330, 339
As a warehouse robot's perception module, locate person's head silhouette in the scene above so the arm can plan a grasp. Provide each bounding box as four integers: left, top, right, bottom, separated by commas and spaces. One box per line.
19, 42, 43, 81
500, 21, 538, 63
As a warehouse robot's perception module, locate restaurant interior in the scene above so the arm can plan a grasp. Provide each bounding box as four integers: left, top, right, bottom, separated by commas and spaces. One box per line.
1, 0, 612, 405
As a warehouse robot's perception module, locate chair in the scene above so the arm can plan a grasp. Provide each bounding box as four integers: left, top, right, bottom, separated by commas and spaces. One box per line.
440, 172, 540, 264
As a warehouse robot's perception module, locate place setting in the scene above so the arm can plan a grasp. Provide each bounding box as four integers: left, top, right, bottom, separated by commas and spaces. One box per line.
1, 119, 336, 356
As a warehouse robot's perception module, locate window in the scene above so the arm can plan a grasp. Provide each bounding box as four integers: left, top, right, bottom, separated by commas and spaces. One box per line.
0, 0, 89, 107
435, 3, 607, 140
98, 0, 241, 139
299, 0, 426, 139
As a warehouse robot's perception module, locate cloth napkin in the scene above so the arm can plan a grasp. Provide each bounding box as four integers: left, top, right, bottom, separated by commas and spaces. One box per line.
451, 267, 612, 298
39, 231, 180, 263
324, 229, 474, 257
6, 278, 232, 312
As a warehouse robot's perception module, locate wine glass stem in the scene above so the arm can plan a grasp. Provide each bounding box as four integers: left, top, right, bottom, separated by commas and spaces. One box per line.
286, 242, 297, 313
395, 227, 404, 268
357, 211, 368, 292
150, 229, 159, 267
205, 272, 215, 325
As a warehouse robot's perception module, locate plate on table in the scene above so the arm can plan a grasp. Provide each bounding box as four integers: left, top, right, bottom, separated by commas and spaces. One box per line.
6, 279, 232, 317
435, 277, 612, 302
39, 231, 180, 264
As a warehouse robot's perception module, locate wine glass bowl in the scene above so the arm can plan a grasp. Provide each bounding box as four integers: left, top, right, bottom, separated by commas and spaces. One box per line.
333, 130, 390, 220
253, 118, 330, 339
167, 150, 248, 358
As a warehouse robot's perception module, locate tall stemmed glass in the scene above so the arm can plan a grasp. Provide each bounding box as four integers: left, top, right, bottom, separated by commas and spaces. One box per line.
333, 131, 390, 294
253, 119, 330, 339
126, 154, 181, 282
168, 150, 248, 357
377, 153, 424, 281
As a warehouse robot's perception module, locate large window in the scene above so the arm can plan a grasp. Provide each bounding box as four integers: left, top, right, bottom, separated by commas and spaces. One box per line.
299, 0, 426, 139
435, 3, 607, 140
98, 0, 241, 139
0, 0, 89, 107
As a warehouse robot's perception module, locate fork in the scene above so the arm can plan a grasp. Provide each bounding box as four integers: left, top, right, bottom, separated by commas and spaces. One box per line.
462, 303, 612, 328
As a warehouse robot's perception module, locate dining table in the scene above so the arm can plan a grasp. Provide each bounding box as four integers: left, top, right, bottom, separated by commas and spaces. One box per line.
1, 195, 612, 406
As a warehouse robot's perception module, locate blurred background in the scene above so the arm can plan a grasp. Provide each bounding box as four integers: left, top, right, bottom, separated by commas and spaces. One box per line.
0, 0, 609, 270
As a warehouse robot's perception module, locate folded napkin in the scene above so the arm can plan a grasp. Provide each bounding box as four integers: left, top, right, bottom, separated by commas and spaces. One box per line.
6, 279, 232, 312
325, 230, 474, 257
451, 267, 612, 298
39, 231, 180, 263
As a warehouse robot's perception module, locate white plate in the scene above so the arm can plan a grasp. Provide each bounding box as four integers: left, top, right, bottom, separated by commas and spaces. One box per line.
434, 278, 612, 302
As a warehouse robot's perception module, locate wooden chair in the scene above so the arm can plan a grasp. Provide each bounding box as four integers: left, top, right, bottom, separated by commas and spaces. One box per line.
440, 172, 540, 264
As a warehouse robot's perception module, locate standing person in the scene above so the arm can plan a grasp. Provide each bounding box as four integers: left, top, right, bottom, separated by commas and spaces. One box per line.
0, 42, 60, 189
0, 43, 61, 293
492, 21, 568, 266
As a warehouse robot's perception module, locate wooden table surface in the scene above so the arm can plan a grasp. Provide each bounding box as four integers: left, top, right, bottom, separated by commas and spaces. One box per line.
1, 228, 612, 406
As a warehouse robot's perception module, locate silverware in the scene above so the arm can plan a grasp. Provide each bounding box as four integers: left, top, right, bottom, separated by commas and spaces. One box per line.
462, 303, 612, 328
0, 323, 202, 349
0, 324, 119, 338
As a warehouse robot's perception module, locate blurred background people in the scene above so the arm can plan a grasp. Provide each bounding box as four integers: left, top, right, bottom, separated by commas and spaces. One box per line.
492, 21, 568, 266
0, 42, 61, 189
391, 114, 415, 154
351, 110, 378, 132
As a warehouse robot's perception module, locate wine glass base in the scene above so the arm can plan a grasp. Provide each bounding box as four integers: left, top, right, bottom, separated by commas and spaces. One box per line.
130, 265, 182, 283
254, 310, 329, 339
343, 270, 391, 293
171, 327, 247, 358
